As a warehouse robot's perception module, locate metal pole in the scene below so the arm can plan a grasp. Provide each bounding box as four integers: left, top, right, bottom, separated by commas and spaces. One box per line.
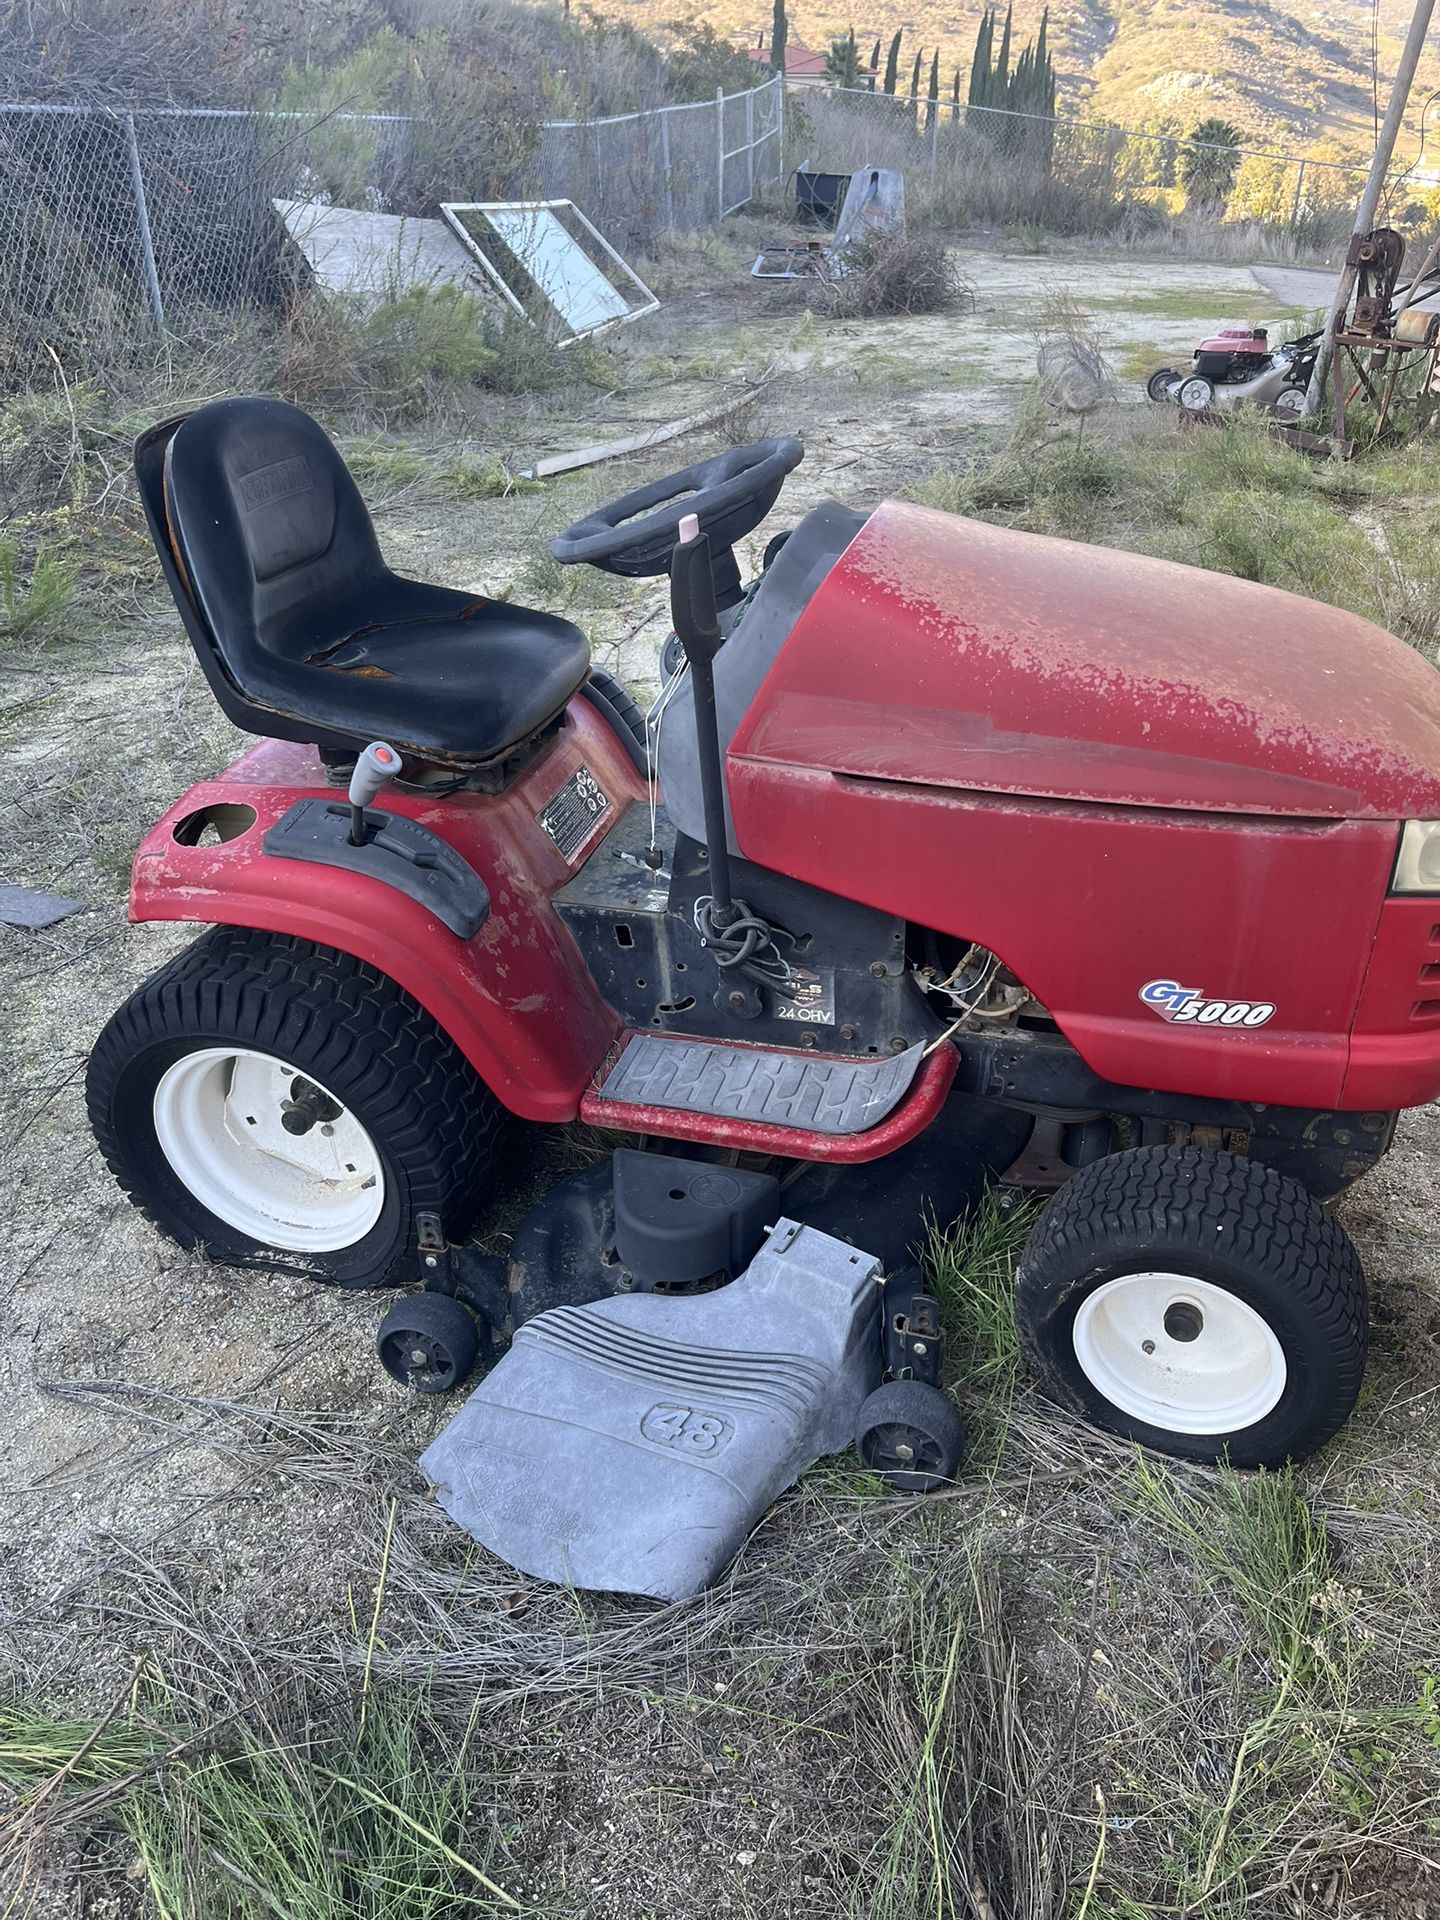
1290, 158, 1306, 227
1304, 0, 1436, 413
660, 108, 674, 229
716, 87, 725, 219
931, 99, 941, 180
775, 74, 785, 194
121, 110, 165, 335
745, 85, 755, 203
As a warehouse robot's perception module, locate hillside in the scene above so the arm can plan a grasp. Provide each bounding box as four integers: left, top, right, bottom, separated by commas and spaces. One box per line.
605, 0, 1440, 159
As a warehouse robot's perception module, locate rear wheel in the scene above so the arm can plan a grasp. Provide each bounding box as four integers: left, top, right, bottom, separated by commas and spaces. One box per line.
1013, 1147, 1367, 1466
87, 927, 503, 1288
1272, 385, 1308, 418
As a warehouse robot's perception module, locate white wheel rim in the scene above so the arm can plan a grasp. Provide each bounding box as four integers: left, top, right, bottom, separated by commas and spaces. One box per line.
1275, 388, 1305, 414
1072, 1272, 1287, 1435
1179, 378, 1212, 411
152, 1047, 385, 1253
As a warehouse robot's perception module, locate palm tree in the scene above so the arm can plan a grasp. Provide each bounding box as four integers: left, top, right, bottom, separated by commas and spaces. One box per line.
1181, 117, 1244, 208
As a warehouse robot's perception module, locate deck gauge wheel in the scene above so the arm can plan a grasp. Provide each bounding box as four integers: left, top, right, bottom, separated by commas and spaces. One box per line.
377, 1290, 480, 1394
855, 1379, 967, 1493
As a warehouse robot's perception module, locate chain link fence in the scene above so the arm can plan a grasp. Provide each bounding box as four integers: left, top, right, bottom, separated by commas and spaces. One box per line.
1, 72, 1420, 370
794, 88, 1394, 259
0, 78, 784, 364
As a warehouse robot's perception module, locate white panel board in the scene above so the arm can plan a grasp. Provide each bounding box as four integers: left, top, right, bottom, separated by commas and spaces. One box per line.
274, 199, 490, 307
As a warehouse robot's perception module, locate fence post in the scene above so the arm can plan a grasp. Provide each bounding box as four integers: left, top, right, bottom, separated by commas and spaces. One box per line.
775, 74, 785, 194
745, 85, 755, 203
660, 107, 674, 230
931, 100, 941, 180
1290, 158, 1307, 226
120, 111, 165, 335
716, 88, 725, 217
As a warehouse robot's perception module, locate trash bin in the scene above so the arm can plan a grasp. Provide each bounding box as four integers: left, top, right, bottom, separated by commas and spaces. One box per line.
794, 168, 851, 227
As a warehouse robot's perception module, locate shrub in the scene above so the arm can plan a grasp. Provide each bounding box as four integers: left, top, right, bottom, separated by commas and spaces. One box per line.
268, 286, 592, 418
825, 229, 972, 318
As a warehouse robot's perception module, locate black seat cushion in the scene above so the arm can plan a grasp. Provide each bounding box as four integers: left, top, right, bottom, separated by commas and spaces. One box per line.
161, 396, 590, 766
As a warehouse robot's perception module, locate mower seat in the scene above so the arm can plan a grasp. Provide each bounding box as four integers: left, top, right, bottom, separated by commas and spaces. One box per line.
149, 396, 590, 767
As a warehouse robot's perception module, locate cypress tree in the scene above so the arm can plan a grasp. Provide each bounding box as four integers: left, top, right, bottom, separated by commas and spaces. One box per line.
967, 9, 993, 109
770, 0, 787, 77
996, 3, 1012, 86
909, 47, 923, 107
927, 48, 940, 129
883, 27, 902, 93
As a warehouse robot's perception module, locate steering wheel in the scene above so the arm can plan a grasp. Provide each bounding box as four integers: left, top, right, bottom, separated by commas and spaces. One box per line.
549, 437, 805, 580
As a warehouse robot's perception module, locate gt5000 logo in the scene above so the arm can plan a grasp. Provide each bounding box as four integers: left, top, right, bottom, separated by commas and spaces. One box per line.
1141, 980, 1276, 1028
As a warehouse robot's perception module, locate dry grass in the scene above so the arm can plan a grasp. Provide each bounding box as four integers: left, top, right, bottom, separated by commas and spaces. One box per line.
5, 1182, 1438, 1919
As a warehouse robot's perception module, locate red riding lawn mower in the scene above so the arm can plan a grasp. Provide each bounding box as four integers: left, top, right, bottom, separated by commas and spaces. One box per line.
86, 395, 1440, 1536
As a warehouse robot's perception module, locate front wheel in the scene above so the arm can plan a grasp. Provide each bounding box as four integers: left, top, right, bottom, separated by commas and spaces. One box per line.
1013, 1146, 1367, 1467
87, 927, 503, 1288
1146, 367, 1180, 402
1177, 375, 1215, 412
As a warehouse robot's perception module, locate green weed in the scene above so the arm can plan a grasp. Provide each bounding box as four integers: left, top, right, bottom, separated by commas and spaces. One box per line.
923, 1191, 1036, 1391
0, 536, 77, 642
0, 1688, 522, 1919
1127, 1455, 1327, 1675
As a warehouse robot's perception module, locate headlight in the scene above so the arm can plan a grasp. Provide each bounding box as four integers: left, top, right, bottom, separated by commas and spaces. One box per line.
1392, 820, 1440, 893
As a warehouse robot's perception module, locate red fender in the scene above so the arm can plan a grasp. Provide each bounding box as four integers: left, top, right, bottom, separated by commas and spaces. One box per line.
129, 701, 648, 1122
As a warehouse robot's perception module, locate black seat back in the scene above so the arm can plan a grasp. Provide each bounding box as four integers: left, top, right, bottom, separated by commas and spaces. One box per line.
136, 397, 390, 753
166, 395, 386, 673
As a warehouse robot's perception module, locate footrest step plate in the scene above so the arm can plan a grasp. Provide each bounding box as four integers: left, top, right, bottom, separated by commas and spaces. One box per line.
598, 1033, 925, 1136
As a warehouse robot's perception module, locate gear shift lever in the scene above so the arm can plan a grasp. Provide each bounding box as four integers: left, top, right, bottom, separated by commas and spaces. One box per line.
670, 513, 736, 930
348, 741, 400, 846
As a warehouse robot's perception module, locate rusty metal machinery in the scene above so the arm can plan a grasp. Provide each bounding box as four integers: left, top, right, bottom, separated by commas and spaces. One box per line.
1332, 227, 1440, 442
1342, 227, 1406, 340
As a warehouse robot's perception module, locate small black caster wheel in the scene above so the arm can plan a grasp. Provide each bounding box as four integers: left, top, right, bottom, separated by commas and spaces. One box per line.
377, 1291, 479, 1394
855, 1380, 966, 1493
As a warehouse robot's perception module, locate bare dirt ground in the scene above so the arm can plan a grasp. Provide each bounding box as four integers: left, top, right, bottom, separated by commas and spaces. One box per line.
3, 235, 1438, 1917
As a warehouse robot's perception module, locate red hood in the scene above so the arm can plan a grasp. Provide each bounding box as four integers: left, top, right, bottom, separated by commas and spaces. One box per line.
731, 500, 1440, 819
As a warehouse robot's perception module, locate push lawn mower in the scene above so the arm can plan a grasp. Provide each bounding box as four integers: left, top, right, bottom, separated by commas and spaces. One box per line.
1147, 323, 1321, 416
88, 396, 1440, 1484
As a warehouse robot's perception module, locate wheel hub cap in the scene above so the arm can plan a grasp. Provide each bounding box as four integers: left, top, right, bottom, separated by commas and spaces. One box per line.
152, 1047, 385, 1253
1071, 1272, 1286, 1434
